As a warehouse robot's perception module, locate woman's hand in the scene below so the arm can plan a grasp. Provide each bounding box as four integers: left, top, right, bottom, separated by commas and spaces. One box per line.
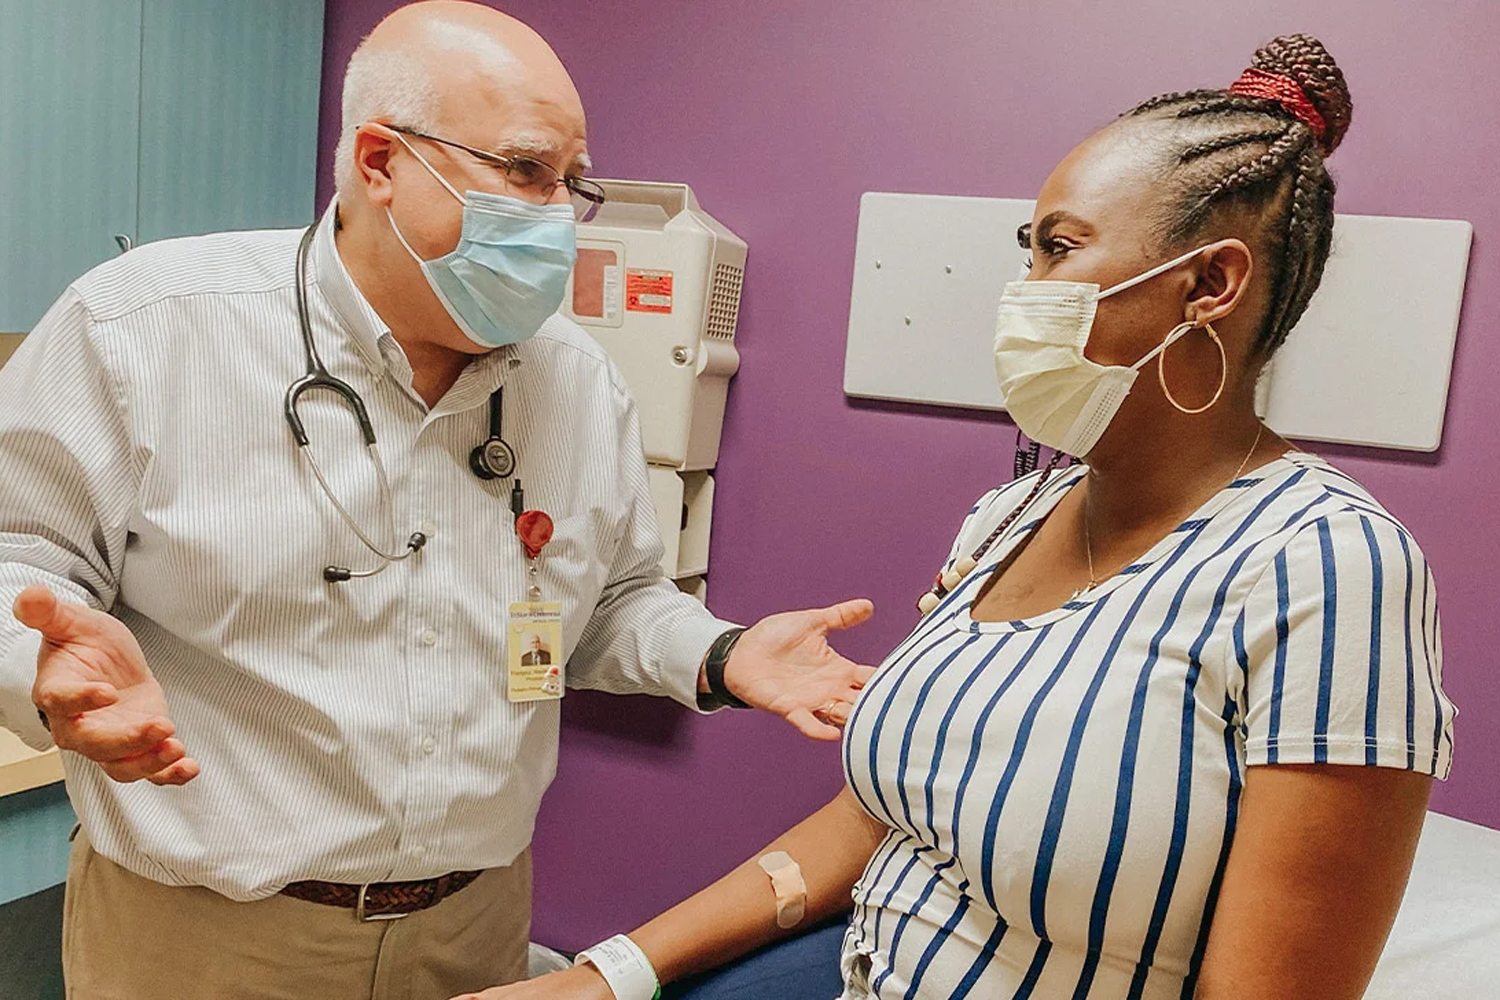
451, 964, 614, 1000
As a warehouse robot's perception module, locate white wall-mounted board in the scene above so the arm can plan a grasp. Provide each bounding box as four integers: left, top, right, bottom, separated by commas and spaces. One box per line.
843, 192, 1472, 452
1258, 213, 1471, 451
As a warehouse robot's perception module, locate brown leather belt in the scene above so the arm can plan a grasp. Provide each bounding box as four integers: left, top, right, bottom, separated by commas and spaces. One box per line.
280, 869, 484, 921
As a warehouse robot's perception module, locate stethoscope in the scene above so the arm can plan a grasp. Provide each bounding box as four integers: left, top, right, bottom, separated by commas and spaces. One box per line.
285, 223, 520, 582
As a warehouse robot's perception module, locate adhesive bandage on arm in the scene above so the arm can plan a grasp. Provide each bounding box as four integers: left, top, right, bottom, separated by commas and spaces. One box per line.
757, 850, 807, 929
574, 934, 661, 1000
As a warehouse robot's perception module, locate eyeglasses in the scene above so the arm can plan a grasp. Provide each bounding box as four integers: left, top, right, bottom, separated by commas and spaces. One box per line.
388, 125, 606, 222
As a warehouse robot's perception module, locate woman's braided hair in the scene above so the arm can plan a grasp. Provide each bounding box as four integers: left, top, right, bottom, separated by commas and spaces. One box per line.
1123, 34, 1352, 356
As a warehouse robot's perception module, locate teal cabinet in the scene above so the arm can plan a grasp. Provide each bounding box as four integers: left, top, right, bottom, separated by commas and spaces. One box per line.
0, 784, 74, 1000
0, 0, 325, 331
0, 782, 74, 906
137, 0, 325, 243
0, 0, 144, 332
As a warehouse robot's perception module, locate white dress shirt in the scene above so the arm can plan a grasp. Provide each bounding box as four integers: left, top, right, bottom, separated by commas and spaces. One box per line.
0, 208, 732, 901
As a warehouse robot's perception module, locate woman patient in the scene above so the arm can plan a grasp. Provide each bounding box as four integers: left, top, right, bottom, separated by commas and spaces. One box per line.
471, 33, 1455, 1000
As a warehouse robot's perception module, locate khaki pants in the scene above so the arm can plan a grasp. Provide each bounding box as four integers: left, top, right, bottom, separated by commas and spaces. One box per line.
62, 829, 532, 1000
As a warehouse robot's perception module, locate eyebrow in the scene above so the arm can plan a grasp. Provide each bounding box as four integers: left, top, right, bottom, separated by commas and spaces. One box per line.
497, 134, 593, 176
1034, 210, 1092, 244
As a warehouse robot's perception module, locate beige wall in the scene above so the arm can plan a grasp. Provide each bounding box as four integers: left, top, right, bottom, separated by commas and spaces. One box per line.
0, 333, 24, 368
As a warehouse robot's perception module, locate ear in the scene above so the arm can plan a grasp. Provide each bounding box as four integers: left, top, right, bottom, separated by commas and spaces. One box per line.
351, 122, 399, 208
1184, 239, 1254, 326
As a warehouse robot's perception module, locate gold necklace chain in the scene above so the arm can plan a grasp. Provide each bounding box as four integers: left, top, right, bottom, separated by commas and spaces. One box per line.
1078, 424, 1266, 599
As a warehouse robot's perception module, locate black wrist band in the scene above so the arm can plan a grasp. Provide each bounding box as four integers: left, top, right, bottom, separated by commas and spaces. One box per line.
702, 627, 749, 710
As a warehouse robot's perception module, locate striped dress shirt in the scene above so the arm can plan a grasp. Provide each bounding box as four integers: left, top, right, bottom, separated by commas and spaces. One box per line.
0, 208, 731, 901
839, 454, 1455, 999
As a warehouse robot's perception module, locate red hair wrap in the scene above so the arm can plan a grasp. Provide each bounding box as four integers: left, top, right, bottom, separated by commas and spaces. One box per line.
1228, 68, 1328, 147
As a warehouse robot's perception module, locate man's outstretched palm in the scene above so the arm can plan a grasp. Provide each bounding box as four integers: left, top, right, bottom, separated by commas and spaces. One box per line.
724, 598, 876, 740
16, 584, 198, 785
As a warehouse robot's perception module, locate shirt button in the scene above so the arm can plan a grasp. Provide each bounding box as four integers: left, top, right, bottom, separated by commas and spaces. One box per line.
417, 519, 436, 536
418, 627, 437, 647
410, 844, 427, 859
420, 736, 436, 755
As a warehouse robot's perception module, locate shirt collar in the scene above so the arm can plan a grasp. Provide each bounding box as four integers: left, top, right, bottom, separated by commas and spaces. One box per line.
309, 198, 392, 377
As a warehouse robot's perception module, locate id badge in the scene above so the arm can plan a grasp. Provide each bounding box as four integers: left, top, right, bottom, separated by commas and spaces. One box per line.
508, 601, 564, 702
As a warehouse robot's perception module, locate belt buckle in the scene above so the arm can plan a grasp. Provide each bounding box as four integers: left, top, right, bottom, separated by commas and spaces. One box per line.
356, 882, 408, 922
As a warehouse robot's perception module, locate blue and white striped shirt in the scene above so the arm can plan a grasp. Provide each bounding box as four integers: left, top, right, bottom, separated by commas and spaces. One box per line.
839, 454, 1455, 999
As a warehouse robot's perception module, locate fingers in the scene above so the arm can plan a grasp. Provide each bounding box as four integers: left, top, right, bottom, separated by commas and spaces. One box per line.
785, 706, 843, 742
147, 757, 200, 786
100, 737, 187, 783
13, 584, 72, 638
33, 680, 118, 717
819, 599, 875, 631
58, 712, 174, 760
96, 738, 200, 785
50, 712, 199, 784
812, 699, 852, 728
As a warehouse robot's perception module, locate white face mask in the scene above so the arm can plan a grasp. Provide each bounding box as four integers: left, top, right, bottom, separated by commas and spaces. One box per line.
993, 245, 1211, 457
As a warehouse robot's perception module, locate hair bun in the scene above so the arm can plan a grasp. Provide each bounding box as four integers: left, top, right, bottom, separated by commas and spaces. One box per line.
1248, 33, 1352, 154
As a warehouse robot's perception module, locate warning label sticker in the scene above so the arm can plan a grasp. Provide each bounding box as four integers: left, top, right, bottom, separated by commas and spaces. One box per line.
626, 269, 674, 314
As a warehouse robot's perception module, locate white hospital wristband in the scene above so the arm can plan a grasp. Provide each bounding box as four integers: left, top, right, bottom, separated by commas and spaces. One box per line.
575, 934, 661, 1000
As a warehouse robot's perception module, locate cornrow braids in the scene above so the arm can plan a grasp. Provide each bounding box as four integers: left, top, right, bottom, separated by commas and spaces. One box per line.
1119, 34, 1352, 356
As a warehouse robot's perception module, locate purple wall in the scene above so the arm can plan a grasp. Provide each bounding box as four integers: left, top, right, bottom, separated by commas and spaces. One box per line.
320, 0, 1499, 947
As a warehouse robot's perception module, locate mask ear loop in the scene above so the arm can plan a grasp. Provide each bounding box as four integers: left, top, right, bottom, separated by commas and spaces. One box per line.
1156, 321, 1227, 414
386, 128, 466, 204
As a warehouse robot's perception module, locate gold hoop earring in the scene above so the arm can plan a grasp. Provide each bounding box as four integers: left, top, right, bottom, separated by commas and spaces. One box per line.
1158, 322, 1227, 415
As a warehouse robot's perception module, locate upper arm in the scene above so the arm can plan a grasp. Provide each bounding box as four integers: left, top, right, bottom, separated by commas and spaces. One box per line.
1195, 763, 1431, 1000
0, 290, 137, 743
564, 376, 730, 705
1203, 510, 1454, 997
1232, 512, 1454, 777
0, 288, 136, 607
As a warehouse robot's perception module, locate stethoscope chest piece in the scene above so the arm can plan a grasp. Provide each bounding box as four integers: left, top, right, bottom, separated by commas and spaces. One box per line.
471, 435, 517, 480
469, 385, 517, 481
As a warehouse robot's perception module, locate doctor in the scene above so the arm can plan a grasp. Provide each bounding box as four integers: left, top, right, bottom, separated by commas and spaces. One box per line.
0, 3, 872, 997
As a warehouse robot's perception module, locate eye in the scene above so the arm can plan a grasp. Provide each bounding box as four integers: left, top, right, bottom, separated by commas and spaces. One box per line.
1037, 237, 1076, 259
502, 155, 557, 192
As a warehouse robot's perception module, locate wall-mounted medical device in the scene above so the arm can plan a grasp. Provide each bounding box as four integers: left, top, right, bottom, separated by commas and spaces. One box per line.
566, 180, 747, 598
843, 192, 1473, 452
566, 180, 745, 470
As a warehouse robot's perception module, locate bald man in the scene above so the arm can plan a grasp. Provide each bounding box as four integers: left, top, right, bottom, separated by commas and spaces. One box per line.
0, 3, 873, 997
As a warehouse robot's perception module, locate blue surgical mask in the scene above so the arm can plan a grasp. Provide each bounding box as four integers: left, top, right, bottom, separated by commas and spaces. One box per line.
387, 134, 578, 349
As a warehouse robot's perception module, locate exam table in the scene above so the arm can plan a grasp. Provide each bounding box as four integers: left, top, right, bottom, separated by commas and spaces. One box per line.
536, 811, 1500, 998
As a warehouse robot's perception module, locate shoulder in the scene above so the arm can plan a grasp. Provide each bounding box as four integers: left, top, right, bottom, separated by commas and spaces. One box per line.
523, 313, 634, 404
947, 464, 1086, 562
69, 227, 303, 326
1240, 453, 1430, 595
1267, 453, 1420, 548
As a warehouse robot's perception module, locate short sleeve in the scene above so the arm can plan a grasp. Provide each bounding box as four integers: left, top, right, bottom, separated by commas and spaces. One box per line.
1232, 511, 1454, 778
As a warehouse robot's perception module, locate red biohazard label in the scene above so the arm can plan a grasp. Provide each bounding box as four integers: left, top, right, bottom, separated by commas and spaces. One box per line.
626, 269, 673, 313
